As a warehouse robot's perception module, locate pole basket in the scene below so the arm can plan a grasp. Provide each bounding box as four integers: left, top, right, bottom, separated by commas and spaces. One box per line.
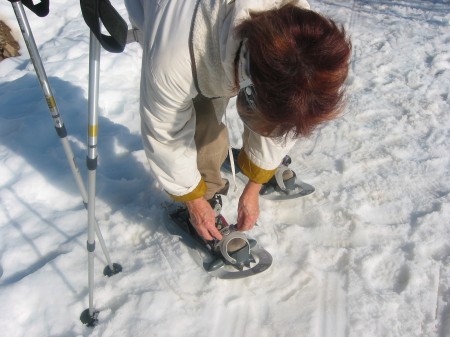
80, 308, 99, 327
103, 263, 123, 277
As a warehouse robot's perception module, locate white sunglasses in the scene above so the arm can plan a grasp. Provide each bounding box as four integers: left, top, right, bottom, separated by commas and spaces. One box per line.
238, 40, 257, 111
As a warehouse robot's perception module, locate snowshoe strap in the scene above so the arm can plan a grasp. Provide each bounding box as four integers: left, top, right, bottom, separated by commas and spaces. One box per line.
227, 146, 238, 192
274, 166, 296, 191
223, 112, 238, 192
217, 229, 250, 265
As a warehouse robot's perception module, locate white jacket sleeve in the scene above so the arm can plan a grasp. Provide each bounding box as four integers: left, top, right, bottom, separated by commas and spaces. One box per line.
238, 127, 297, 184
140, 53, 204, 200
132, 0, 206, 201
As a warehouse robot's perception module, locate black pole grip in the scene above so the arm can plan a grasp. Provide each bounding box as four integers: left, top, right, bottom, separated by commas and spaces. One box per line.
80, 0, 128, 53
8, 0, 50, 17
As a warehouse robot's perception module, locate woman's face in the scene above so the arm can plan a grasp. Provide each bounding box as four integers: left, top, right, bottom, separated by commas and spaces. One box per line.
236, 90, 264, 135
236, 91, 288, 139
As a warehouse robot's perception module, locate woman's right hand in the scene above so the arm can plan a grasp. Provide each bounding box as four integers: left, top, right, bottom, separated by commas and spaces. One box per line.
185, 197, 223, 241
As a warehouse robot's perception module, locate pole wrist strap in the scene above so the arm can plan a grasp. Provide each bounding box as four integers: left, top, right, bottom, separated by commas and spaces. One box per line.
80, 0, 128, 53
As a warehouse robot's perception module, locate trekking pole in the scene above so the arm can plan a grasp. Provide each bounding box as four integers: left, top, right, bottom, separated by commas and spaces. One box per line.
9, 0, 121, 280
80, 31, 101, 327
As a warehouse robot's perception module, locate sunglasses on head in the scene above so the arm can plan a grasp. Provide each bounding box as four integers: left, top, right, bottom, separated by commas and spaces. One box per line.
238, 40, 257, 111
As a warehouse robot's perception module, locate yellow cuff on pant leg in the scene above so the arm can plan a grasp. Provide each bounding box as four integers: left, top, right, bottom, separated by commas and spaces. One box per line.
237, 150, 277, 184
168, 178, 207, 202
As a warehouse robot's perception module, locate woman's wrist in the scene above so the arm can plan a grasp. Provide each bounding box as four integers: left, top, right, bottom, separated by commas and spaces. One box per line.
243, 180, 262, 195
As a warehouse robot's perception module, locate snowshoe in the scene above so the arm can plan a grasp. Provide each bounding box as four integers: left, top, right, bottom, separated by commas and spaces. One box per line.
164, 199, 272, 279
259, 155, 315, 201
222, 148, 315, 201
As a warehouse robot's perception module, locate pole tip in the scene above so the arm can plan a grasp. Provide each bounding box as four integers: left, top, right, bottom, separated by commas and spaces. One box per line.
80, 308, 99, 327
103, 263, 123, 277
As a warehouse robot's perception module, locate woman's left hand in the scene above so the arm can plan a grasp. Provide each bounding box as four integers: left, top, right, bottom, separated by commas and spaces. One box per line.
237, 180, 262, 231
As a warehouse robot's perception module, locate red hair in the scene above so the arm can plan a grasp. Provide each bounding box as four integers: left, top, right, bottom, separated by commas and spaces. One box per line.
235, 4, 352, 137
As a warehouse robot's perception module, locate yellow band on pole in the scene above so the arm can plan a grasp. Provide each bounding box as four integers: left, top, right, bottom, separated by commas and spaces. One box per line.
89, 125, 98, 137
46, 96, 56, 109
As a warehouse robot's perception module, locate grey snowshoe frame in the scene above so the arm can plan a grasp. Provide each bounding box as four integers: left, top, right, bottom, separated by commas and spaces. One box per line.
166, 205, 273, 279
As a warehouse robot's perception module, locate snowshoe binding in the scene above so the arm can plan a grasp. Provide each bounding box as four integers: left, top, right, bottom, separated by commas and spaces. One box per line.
166, 195, 272, 279
259, 155, 315, 201
222, 148, 315, 201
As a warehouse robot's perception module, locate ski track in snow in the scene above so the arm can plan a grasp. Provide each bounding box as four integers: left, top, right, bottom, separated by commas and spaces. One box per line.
0, 0, 450, 336
316, 271, 347, 337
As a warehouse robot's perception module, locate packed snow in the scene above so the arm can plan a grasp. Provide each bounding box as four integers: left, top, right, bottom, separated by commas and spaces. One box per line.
0, 0, 449, 336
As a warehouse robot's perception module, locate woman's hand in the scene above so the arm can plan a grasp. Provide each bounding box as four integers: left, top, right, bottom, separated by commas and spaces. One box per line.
185, 197, 223, 241
237, 180, 262, 231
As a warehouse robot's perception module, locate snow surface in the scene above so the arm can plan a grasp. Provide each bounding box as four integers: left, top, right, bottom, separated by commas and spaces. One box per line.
0, 0, 449, 336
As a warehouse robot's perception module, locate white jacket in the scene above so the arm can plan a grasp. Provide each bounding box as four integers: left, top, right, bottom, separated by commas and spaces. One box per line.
124, 0, 310, 200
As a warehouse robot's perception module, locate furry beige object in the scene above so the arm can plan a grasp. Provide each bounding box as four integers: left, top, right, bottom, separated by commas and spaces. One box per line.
0, 20, 20, 61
